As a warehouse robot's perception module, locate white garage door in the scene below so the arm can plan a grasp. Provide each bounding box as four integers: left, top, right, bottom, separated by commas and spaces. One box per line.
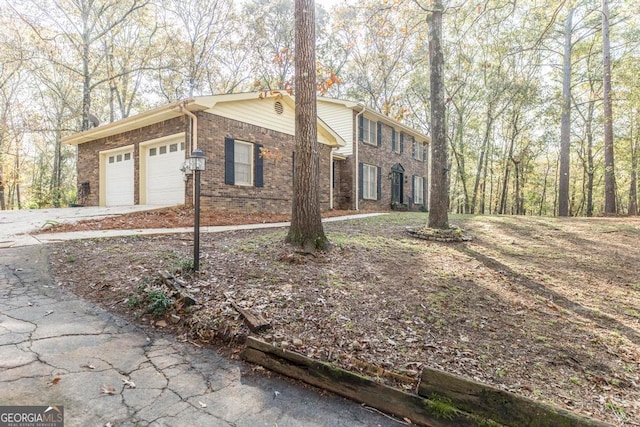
105, 150, 134, 206
146, 141, 185, 205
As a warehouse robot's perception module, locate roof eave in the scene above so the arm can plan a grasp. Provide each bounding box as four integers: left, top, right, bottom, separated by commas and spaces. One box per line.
61, 98, 202, 146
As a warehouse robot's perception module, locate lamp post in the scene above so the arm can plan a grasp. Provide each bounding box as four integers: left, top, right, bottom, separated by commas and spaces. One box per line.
188, 148, 206, 272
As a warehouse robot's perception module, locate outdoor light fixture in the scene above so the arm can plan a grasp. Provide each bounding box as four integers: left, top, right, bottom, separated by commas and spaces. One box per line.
188, 148, 206, 171
189, 148, 206, 272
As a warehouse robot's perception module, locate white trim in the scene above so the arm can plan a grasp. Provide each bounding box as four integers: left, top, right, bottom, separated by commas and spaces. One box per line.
100, 144, 134, 206
233, 140, 254, 187
414, 175, 424, 205
362, 164, 377, 200
139, 133, 186, 205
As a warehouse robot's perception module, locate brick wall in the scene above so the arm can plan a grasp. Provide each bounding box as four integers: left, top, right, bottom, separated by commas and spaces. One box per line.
351, 112, 429, 212
334, 159, 354, 210
77, 117, 188, 206
76, 112, 333, 214
197, 112, 331, 213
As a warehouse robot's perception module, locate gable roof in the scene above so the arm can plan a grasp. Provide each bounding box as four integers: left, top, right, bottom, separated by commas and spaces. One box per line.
61, 92, 345, 148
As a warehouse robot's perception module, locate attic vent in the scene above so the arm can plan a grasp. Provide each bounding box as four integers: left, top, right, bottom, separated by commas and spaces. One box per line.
274, 101, 284, 115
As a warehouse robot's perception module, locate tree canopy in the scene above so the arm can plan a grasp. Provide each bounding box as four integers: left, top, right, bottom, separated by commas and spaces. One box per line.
0, 0, 638, 216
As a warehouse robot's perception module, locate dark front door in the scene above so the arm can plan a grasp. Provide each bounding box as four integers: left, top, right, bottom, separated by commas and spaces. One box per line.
391, 171, 403, 204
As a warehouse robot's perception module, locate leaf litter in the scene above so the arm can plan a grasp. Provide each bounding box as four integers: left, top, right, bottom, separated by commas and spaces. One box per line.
47, 210, 640, 426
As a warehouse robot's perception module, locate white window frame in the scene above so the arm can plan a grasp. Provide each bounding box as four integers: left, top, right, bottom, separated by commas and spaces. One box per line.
414, 142, 425, 161
234, 140, 254, 186
362, 117, 377, 146
363, 164, 377, 200
414, 176, 424, 205
392, 130, 400, 153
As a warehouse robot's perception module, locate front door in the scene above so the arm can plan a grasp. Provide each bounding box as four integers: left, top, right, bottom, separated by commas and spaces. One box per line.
391, 171, 403, 204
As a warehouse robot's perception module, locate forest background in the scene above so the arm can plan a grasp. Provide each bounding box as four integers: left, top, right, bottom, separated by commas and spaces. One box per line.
0, 0, 638, 217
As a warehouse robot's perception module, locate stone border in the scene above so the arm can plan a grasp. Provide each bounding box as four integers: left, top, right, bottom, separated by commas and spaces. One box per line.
242, 337, 612, 427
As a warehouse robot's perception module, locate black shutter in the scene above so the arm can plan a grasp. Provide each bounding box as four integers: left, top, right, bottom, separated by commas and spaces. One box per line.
224, 137, 235, 185
423, 177, 427, 205
254, 144, 264, 187
423, 144, 428, 162
392, 129, 397, 152
358, 114, 364, 142
377, 122, 382, 147
358, 162, 363, 199
400, 132, 404, 153
376, 166, 382, 200
412, 141, 416, 158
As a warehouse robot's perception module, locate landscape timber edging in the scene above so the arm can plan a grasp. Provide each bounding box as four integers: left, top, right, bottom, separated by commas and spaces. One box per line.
419, 366, 613, 427
242, 337, 498, 427
242, 337, 613, 427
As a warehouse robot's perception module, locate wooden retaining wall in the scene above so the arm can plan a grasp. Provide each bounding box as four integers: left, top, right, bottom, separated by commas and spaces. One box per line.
242, 337, 612, 427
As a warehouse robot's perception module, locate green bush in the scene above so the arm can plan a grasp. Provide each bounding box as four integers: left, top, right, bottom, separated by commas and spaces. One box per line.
147, 289, 173, 317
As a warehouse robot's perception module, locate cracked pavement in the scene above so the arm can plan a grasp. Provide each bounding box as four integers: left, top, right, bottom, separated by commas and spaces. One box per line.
0, 246, 396, 426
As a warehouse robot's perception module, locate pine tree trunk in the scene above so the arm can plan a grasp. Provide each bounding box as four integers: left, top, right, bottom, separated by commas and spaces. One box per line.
629, 111, 638, 215
286, 0, 327, 251
602, 0, 617, 214
427, 0, 449, 229
558, 8, 574, 217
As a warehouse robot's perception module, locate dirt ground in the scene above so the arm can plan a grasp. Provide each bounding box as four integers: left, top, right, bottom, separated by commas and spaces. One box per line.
45, 209, 640, 426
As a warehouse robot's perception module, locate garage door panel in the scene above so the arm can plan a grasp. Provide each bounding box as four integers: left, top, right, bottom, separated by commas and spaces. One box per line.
105, 151, 134, 206
146, 141, 185, 205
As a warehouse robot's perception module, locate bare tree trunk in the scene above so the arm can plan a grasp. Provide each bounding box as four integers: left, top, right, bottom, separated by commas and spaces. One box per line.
427, 0, 449, 229
14, 146, 20, 209
499, 159, 510, 214
558, 8, 574, 217
0, 164, 5, 210
51, 136, 62, 207
629, 109, 639, 215
450, 108, 469, 213
586, 96, 595, 217
471, 106, 493, 214
539, 155, 552, 216
286, 0, 327, 251
513, 159, 521, 214
602, 0, 617, 214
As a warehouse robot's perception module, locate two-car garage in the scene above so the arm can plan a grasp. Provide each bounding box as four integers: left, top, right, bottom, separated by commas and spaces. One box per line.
101, 133, 187, 206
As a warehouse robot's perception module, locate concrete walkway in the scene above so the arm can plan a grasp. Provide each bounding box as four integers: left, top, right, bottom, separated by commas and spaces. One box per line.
0, 246, 395, 426
0, 205, 170, 248
10, 212, 386, 247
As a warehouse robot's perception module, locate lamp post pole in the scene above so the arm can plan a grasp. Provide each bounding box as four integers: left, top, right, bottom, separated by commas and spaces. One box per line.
194, 165, 201, 272
189, 148, 205, 272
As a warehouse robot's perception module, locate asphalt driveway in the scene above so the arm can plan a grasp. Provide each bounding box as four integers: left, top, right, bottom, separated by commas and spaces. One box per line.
0, 245, 395, 426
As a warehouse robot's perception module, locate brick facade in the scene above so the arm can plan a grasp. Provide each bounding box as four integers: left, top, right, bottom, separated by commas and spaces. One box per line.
351, 111, 429, 212
77, 117, 188, 207
196, 112, 331, 213
77, 112, 332, 214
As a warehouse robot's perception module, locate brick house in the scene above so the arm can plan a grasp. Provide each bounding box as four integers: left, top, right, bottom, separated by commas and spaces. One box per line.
62, 92, 430, 213
317, 98, 430, 211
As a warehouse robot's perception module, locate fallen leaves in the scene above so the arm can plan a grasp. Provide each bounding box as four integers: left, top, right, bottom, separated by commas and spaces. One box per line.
101, 384, 117, 395
48, 213, 640, 425
122, 378, 136, 389
48, 377, 61, 385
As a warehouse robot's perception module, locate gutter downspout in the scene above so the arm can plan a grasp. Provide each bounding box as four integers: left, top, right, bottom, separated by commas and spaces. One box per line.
330, 149, 334, 210
354, 106, 365, 211
179, 101, 198, 152
178, 100, 198, 205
